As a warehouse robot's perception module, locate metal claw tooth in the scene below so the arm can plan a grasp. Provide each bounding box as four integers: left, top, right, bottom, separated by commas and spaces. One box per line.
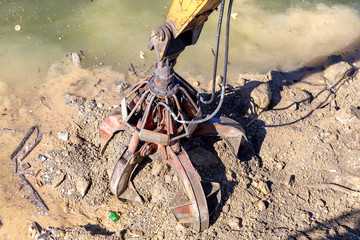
99, 108, 128, 155
170, 182, 221, 228
109, 147, 144, 202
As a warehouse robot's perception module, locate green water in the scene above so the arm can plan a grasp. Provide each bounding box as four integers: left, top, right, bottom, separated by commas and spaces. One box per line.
1, 0, 360, 97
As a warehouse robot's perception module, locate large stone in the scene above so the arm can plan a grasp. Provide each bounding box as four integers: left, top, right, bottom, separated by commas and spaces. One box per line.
250, 82, 272, 110
188, 147, 219, 168
323, 61, 353, 88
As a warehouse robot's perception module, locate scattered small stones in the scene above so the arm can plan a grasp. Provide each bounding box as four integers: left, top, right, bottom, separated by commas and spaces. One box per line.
227, 217, 242, 230
58, 132, 69, 141
257, 200, 267, 211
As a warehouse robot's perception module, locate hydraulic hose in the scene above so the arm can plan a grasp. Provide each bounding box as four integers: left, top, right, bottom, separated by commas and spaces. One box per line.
158, 0, 233, 124
200, 0, 225, 105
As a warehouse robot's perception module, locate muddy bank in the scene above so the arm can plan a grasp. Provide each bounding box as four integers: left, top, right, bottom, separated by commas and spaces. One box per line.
0, 54, 360, 239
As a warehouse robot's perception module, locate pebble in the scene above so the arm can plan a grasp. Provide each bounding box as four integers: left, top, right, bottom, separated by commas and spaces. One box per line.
193, 81, 200, 87
15, 25, 21, 31
164, 175, 172, 184
57, 132, 69, 141
76, 177, 91, 197
257, 200, 267, 211
227, 217, 242, 230
38, 154, 48, 163
256, 180, 271, 195
276, 161, 286, 170
316, 199, 326, 208
284, 174, 295, 188
151, 161, 162, 176
115, 83, 129, 93
140, 51, 145, 59
223, 204, 230, 213
71, 52, 81, 66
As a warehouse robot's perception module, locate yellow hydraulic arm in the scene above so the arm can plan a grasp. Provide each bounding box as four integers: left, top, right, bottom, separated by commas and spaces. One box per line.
148, 0, 222, 62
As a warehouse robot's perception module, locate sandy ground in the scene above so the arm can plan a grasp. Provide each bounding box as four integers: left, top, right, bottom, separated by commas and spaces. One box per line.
0, 55, 359, 239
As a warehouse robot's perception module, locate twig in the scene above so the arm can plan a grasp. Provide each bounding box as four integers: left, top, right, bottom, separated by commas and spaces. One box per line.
2, 128, 16, 133
17, 135, 42, 162
129, 63, 137, 76
19, 174, 49, 211
306, 183, 360, 196
10, 126, 37, 160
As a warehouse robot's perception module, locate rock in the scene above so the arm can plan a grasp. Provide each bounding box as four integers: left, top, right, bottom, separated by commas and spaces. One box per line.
38, 154, 48, 163
223, 204, 230, 213
188, 147, 219, 168
193, 81, 200, 87
175, 223, 185, 232
250, 82, 272, 110
253, 180, 271, 195
15, 25, 21, 31
68, 188, 76, 196
284, 174, 295, 188
52, 170, 66, 188
156, 231, 164, 240
164, 175, 172, 184
94, 137, 101, 148
239, 74, 272, 113
276, 161, 286, 170
57, 132, 69, 141
76, 177, 91, 197
227, 217, 242, 230
323, 55, 343, 69
316, 199, 326, 208
257, 200, 267, 211
335, 108, 356, 124
207, 75, 223, 92
323, 61, 353, 88
71, 52, 81, 66
115, 83, 128, 93
132, 230, 144, 237
151, 161, 162, 176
